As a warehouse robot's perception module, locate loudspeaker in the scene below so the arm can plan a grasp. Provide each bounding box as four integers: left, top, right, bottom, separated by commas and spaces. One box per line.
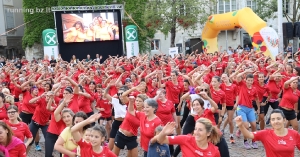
294, 22, 300, 37
282, 22, 294, 38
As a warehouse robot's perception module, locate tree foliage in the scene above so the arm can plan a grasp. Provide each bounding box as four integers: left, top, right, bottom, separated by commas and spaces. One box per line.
22, 0, 58, 49
143, 0, 217, 47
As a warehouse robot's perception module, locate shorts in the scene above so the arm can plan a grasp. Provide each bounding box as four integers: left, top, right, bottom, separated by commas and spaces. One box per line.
279, 107, 296, 121
218, 103, 222, 110
100, 117, 112, 121
252, 101, 264, 114
110, 120, 123, 138
174, 104, 181, 116
226, 106, 234, 110
114, 131, 138, 150
236, 105, 256, 123
20, 112, 33, 125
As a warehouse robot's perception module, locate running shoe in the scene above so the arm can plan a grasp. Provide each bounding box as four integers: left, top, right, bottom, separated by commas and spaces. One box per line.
251, 142, 258, 149
235, 130, 241, 138
244, 141, 251, 150
230, 136, 235, 144
35, 145, 42, 151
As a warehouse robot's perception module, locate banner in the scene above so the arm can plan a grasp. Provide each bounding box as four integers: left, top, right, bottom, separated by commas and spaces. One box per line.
169, 47, 178, 58
125, 25, 139, 58
42, 29, 59, 59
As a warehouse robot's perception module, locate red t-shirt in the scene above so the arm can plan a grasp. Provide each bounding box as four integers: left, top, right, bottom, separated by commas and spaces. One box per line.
165, 81, 183, 104
168, 135, 220, 157
22, 91, 37, 114
8, 143, 27, 157
210, 88, 226, 105
253, 80, 267, 102
4, 120, 32, 141
119, 112, 140, 136
77, 139, 116, 157
96, 97, 112, 118
67, 94, 79, 113
156, 99, 175, 125
253, 129, 300, 157
220, 83, 238, 106
136, 111, 162, 151
78, 95, 93, 113
279, 87, 300, 110
146, 80, 158, 98
237, 81, 258, 108
0, 104, 9, 120
32, 98, 52, 125
266, 80, 281, 100
47, 110, 66, 135
194, 109, 216, 126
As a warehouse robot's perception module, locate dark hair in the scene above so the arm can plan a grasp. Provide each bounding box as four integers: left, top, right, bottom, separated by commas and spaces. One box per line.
294, 67, 300, 76
45, 83, 52, 91
144, 98, 158, 114
171, 70, 178, 76
72, 21, 84, 31
78, 85, 84, 93
183, 79, 190, 85
0, 93, 5, 103
64, 86, 73, 94
92, 124, 107, 144
212, 76, 221, 82
270, 109, 286, 119
72, 111, 89, 131
192, 98, 204, 108
246, 73, 254, 79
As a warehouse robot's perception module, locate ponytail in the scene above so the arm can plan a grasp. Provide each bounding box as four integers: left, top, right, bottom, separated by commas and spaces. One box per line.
209, 126, 221, 145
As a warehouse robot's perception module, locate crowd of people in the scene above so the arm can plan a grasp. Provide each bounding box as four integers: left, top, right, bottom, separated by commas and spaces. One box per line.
0, 46, 300, 157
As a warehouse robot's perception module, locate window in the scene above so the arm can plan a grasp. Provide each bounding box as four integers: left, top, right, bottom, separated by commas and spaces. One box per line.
246, 0, 256, 10
218, 0, 237, 13
151, 39, 160, 50
4, 8, 16, 35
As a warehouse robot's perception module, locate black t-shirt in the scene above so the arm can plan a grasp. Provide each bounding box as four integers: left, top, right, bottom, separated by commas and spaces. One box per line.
15, 62, 22, 69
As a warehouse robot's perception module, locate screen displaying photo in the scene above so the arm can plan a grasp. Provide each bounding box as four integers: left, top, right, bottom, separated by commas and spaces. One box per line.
61, 12, 119, 43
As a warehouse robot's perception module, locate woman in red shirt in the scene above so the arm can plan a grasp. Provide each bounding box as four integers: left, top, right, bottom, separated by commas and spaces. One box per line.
0, 121, 26, 157
78, 85, 93, 117
113, 94, 148, 157
156, 118, 221, 157
278, 76, 300, 131
158, 70, 183, 135
4, 105, 33, 153
95, 88, 112, 135
129, 98, 162, 157
71, 113, 117, 157
236, 109, 300, 157
0, 93, 9, 120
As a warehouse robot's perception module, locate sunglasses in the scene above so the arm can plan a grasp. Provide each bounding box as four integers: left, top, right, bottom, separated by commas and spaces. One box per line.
200, 89, 208, 92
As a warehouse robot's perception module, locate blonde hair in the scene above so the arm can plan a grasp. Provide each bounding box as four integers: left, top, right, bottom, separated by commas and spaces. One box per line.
196, 118, 221, 144
136, 94, 148, 102
2, 88, 10, 94
5, 95, 14, 105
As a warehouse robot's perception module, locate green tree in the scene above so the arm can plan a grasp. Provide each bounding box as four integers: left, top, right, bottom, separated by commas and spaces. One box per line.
143, 0, 217, 47
22, 0, 58, 49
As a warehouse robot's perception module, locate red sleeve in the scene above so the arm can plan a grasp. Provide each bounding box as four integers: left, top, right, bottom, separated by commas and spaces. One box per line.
221, 93, 226, 104
77, 138, 89, 148
168, 135, 188, 145
253, 129, 268, 142
24, 124, 33, 138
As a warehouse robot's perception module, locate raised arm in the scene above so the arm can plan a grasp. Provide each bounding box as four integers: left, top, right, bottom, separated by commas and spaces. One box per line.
71, 113, 101, 142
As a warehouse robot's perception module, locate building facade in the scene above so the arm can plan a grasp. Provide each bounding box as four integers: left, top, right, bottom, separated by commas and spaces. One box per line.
0, 0, 25, 59
151, 0, 296, 55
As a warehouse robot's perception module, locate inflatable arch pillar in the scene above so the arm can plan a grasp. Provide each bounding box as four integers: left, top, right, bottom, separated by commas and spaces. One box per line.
202, 7, 279, 60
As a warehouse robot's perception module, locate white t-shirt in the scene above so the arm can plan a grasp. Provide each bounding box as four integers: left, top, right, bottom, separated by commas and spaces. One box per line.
189, 94, 211, 115
111, 97, 127, 118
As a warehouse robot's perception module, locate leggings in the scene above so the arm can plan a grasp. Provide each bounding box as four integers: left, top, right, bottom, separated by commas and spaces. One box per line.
29, 120, 48, 145
45, 132, 59, 157
180, 102, 190, 127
